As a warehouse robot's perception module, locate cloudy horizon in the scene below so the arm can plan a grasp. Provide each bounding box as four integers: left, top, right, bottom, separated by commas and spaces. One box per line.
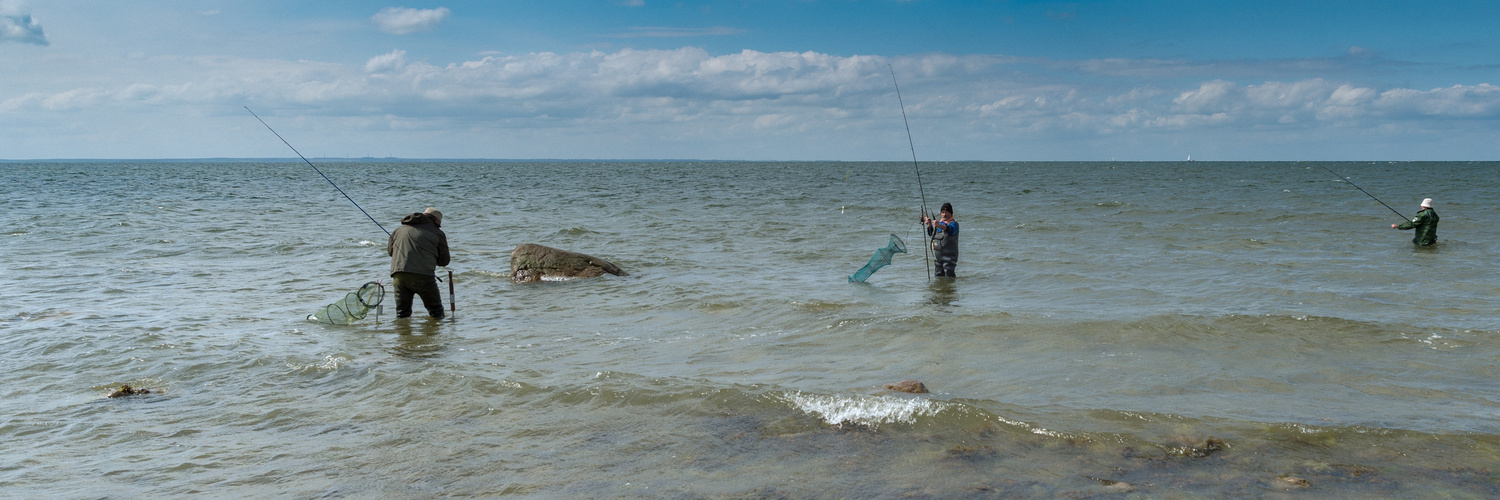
3, 1, 1498, 161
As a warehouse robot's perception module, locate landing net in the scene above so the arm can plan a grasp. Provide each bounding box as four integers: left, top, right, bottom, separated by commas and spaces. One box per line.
849, 234, 908, 283
308, 281, 385, 325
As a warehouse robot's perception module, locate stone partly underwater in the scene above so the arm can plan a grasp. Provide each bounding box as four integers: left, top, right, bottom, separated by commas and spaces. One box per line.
509, 243, 627, 283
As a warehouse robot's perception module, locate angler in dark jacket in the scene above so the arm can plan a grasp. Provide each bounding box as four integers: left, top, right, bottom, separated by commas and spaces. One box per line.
1391, 198, 1439, 246
923, 202, 959, 278
388, 207, 451, 318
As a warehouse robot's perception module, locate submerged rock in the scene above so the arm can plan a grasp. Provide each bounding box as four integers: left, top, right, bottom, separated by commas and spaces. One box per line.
1165, 436, 1227, 457
1276, 476, 1311, 488
107, 385, 152, 398
1085, 476, 1135, 493
883, 380, 929, 393
509, 243, 627, 283
946, 444, 998, 460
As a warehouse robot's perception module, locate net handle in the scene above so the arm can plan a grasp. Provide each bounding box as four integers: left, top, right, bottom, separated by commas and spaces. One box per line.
357, 281, 385, 308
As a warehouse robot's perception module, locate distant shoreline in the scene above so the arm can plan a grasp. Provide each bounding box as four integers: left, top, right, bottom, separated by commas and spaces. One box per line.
2, 159, 1492, 163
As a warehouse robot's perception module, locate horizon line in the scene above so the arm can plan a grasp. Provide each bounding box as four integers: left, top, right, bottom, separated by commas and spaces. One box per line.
2, 158, 1494, 163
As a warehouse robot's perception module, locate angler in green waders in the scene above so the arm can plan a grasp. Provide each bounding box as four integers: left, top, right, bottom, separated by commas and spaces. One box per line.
389, 207, 451, 318
1392, 198, 1439, 246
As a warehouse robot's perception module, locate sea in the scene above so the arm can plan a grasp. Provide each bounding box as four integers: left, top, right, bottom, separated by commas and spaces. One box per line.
2, 160, 1497, 498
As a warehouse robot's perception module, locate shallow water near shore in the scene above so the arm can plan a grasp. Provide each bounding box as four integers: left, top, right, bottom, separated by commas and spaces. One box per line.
2, 160, 1498, 497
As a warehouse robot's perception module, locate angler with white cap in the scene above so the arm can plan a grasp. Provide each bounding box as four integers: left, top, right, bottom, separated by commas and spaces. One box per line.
1391, 198, 1440, 246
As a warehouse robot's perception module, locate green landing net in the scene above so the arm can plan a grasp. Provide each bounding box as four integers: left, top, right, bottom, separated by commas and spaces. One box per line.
308, 281, 385, 325
848, 234, 908, 283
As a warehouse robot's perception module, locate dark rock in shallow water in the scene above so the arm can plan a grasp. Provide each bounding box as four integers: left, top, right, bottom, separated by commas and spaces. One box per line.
509, 243, 626, 283
883, 380, 929, 393
946, 444, 999, 460
829, 419, 877, 432
1085, 476, 1135, 492
1165, 436, 1226, 457
107, 385, 152, 398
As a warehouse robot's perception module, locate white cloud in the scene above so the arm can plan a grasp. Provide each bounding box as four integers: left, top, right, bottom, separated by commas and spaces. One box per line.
372, 7, 450, 35
0, 1, 47, 46
41, 87, 106, 110
11, 49, 1498, 130
365, 49, 408, 73
1246, 79, 1336, 110
1318, 84, 1377, 119
3, 46, 1499, 159
1374, 84, 1500, 117
1172, 80, 1235, 113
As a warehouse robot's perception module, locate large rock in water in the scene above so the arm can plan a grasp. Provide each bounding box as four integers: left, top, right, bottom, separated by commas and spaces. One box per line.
883, 380, 929, 393
510, 243, 627, 283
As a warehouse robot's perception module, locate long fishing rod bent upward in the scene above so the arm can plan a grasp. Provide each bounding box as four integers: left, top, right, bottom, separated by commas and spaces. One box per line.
888, 65, 933, 282
1317, 165, 1407, 221
245, 106, 391, 236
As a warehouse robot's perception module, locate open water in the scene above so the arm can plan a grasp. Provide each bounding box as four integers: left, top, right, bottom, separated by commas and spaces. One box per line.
2, 161, 1498, 498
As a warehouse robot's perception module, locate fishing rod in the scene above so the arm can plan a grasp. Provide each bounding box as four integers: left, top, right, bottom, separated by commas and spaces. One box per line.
245, 106, 391, 236
888, 65, 933, 282
1317, 165, 1407, 221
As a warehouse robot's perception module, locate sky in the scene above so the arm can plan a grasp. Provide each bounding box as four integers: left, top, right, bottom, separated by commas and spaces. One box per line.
3, 0, 1499, 161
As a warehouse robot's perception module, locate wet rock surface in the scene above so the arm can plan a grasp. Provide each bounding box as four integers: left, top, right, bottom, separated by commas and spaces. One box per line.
509, 243, 626, 283
883, 380, 928, 393
107, 385, 153, 398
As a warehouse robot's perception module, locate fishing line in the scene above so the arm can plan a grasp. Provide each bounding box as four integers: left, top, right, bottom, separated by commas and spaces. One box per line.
245, 106, 391, 236
888, 65, 933, 281
1317, 165, 1407, 221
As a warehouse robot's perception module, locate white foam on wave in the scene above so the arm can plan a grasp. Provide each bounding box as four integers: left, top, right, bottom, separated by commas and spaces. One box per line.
994, 415, 1071, 439
782, 391, 945, 428
288, 354, 350, 373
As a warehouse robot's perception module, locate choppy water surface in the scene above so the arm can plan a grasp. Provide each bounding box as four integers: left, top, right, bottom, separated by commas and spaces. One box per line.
3, 161, 1498, 497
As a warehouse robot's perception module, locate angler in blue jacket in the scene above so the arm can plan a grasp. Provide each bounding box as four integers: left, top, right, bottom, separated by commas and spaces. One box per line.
923, 202, 959, 278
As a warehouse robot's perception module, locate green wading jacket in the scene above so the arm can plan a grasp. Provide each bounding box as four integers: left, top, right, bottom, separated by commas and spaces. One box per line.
1396, 208, 1439, 246
388, 213, 450, 276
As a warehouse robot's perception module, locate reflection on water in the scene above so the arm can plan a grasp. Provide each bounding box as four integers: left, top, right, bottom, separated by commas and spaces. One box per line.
390, 318, 446, 357
927, 277, 958, 307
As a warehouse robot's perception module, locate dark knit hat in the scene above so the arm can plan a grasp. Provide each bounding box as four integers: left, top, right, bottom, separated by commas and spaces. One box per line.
940, 202, 953, 214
